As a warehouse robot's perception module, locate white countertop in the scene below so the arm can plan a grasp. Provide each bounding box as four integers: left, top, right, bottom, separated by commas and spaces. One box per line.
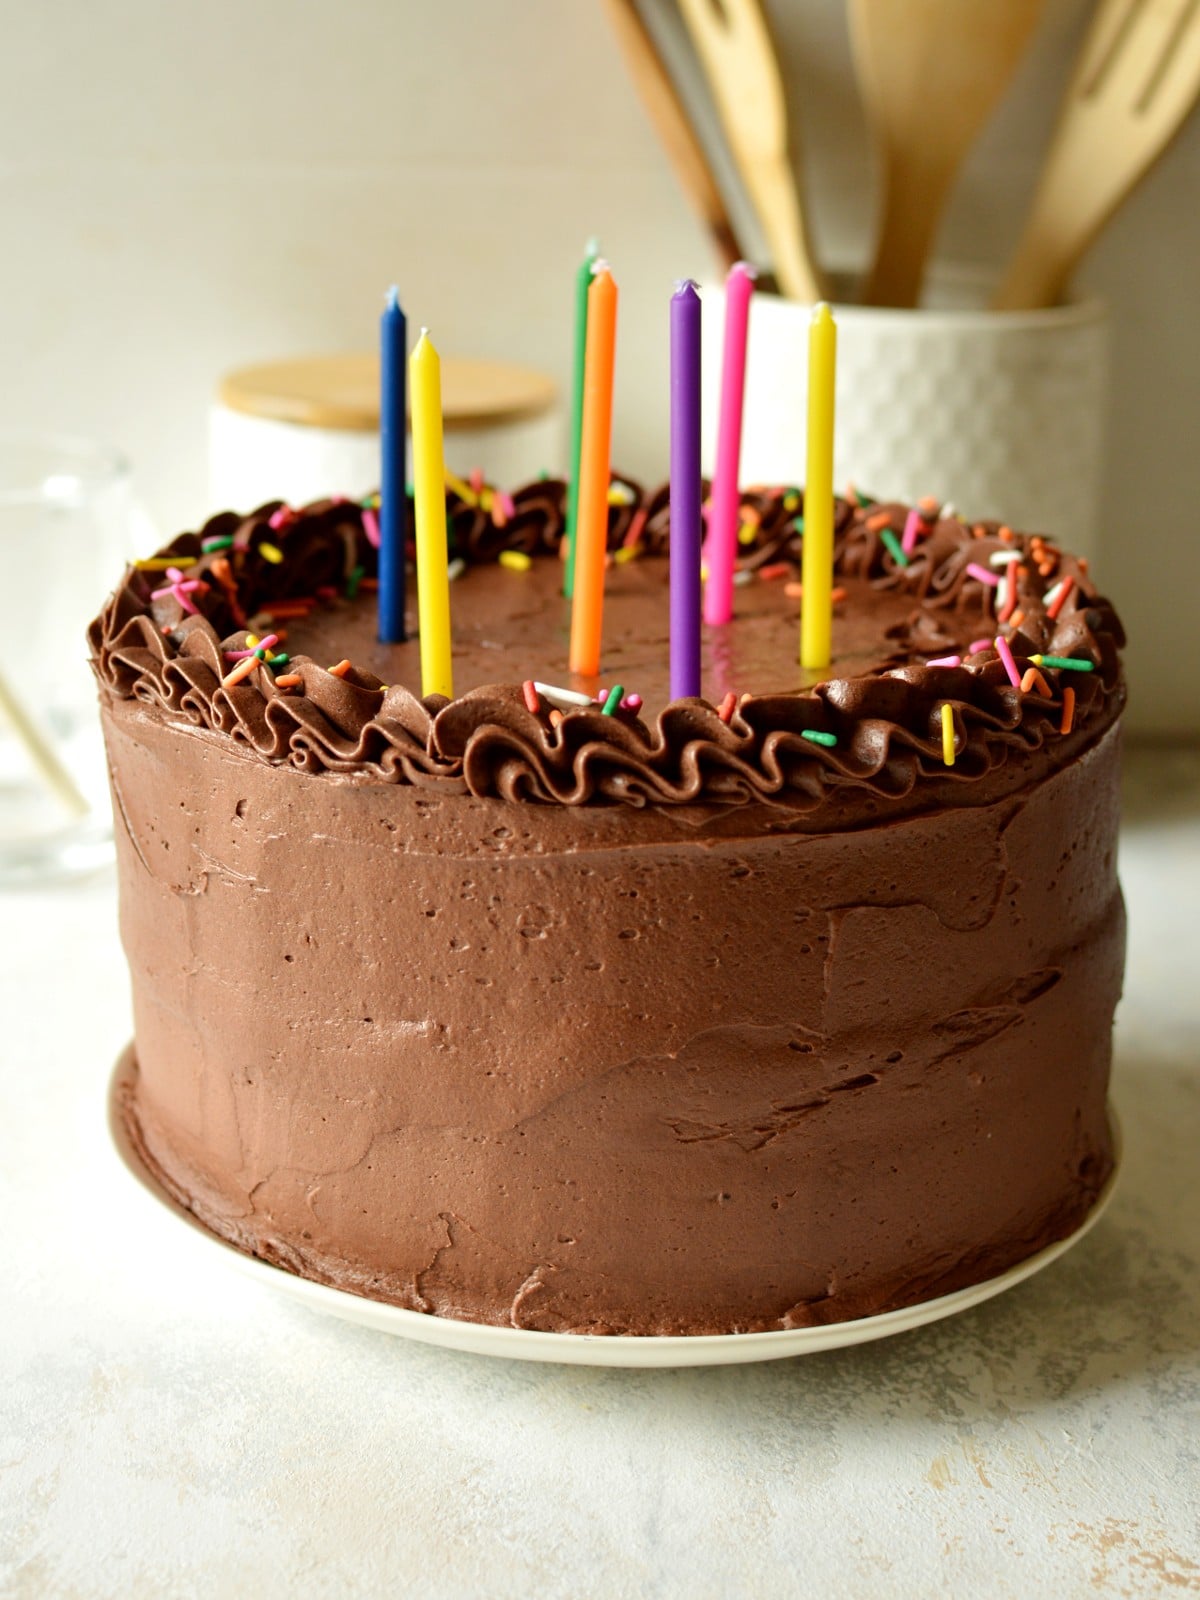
3, 748, 1198, 1599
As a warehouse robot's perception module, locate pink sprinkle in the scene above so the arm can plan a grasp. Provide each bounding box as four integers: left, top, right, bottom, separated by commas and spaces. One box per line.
621, 693, 643, 713
362, 506, 381, 549
968, 638, 992, 654
469, 468, 484, 494
926, 654, 961, 668
966, 562, 1000, 588
268, 505, 297, 531
995, 635, 1021, 688
496, 490, 515, 521
901, 508, 924, 555
622, 506, 649, 549
1046, 573, 1075, 621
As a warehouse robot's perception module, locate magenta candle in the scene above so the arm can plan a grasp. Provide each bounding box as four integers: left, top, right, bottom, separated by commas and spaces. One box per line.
703, 261, 756, 626
670, 280, 702, 699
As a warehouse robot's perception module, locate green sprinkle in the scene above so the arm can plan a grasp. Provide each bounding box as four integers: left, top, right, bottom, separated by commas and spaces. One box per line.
267, 653, 289, 669
1031, 654, 1094, 672
538, 469, 550, 481
880, 527, 909, 567
346, 564, 364, 600
202, 534, 234, 553
601, 684, 624, 716
790, 515, 805, 534
802, 729, 838, 748
855, 489, 873, 508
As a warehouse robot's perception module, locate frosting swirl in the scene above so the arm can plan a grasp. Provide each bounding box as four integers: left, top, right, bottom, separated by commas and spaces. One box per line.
88, 481, 1125, 812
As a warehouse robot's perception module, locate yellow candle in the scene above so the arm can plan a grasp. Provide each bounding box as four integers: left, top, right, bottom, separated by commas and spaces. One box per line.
800, 302, 837, 671
410, 330, 453, 699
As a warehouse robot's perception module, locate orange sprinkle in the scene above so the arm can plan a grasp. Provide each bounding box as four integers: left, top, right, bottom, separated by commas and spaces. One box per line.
274, 673, 302, 689
220, 654, 262, 690
1020, 667, 1052, 698
261, 601, 313, 620
866, 511, 892, 532
327, 659, 352, 679
1009, 610, 1025, 630
1060, 685, 1076, 734
549, 707, 564, 729
998, 525, 1015, 543
1078, 556, 1090, 575
522, 680, 540, 714
1038, 560, 1056, 578
972, 524, 988, 539
360, 577, 379, 591
919, 496, 940, 515
1047, 574, 1075, 621
758, 562, 791, 581
783, 582, 847, 603
717, 691, 737, 723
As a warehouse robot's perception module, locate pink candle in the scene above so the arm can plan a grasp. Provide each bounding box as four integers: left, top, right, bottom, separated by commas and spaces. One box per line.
703, 262, 756, 626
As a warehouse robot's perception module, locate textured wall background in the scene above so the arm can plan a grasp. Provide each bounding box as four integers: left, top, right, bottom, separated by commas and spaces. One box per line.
1, 0, 1196, 733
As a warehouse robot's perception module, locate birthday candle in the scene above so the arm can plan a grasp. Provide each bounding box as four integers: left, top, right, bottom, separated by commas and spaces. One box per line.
568, 262, 618, 679
703, 261, 756, 626
670, 280, 702, 699
410, 330, 453, 698
564, 236, 600, 599
800, 302, 837, 671
378, 285, 407, 643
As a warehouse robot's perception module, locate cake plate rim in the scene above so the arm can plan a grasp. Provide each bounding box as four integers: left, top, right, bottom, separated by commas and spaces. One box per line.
107, 1049, 1121, 1369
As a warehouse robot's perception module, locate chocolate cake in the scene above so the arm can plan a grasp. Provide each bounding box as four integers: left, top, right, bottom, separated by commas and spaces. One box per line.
91, 480, 1125, 1336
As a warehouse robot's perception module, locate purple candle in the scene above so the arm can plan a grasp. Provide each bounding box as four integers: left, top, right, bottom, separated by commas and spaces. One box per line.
670, 280, 702, 700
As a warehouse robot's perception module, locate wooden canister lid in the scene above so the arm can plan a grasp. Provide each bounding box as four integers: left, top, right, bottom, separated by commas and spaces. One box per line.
218, 354, 557, 433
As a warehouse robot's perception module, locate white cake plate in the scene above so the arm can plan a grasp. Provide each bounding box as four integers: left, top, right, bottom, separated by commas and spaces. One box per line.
108, 1057, 1120, 1368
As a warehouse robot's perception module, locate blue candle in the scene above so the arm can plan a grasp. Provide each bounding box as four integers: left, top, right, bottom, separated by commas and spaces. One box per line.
379, 285, 407, 642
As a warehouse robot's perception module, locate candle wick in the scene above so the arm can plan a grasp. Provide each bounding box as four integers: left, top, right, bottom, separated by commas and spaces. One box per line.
590, 258, 611, 277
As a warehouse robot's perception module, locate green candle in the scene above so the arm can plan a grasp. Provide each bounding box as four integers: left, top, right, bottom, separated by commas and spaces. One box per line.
564, 235, 599, 598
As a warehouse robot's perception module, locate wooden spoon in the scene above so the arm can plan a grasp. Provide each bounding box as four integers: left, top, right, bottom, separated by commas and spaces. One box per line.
994, 0, 1200, 310
850, 0, 1047, 307
600, 0, 744, 272
677, 0, 824, 301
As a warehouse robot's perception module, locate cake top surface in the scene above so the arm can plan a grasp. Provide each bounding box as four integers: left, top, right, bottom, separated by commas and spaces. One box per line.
88, 476, 1125, 817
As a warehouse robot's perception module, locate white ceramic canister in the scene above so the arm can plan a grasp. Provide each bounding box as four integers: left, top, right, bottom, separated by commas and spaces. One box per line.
210, 354, 562, 513
700, 269, 1109, 559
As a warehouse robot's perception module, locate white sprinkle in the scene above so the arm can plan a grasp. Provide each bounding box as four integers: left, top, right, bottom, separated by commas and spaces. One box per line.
989, 549, 1023, 566
533, 681, 594, 709
1043, 579, 1064, 610
447, 557, 466, 582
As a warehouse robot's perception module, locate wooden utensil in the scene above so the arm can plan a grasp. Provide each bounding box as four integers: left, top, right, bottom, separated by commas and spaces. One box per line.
600, 0, 744, 272
850, 0, 1046, 308
994, 0, 1200, 310
677, 0, 824, 301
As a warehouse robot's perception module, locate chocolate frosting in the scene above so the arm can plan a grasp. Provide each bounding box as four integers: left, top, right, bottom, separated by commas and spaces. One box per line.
89, 482, 1125, 814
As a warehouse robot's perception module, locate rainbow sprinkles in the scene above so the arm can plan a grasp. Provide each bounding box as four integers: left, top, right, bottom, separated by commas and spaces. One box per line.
89, 475, 1125, 812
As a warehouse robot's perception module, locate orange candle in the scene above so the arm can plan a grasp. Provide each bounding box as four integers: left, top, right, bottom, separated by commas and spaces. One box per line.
568, 262, 618, 678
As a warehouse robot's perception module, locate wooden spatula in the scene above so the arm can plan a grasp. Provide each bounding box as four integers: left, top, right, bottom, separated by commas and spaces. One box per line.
994, 0, 1200, 310
850, 0, 1047, 308
677, 0, 824, 301
600, 0, 744, 273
